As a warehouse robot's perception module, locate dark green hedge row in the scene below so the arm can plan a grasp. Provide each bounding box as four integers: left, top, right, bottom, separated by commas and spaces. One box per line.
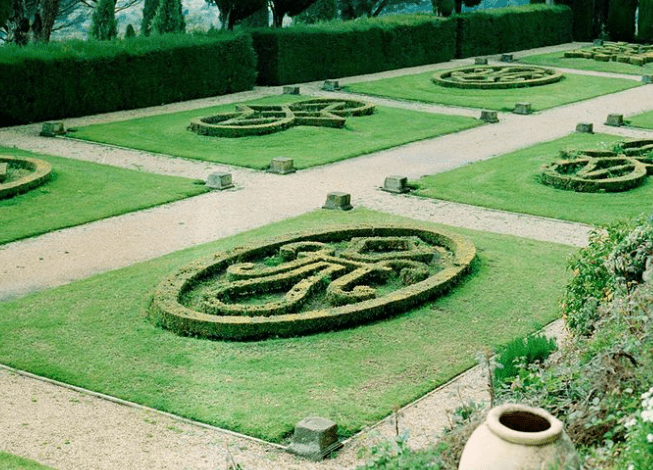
639, 0, 653, 43
456, 5, 572, 58
0, 33, 257, 126
251, 14, 457, 86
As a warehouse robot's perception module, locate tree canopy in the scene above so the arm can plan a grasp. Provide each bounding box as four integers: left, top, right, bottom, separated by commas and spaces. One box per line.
268, 0, 318, 27
210, 0, 266, 29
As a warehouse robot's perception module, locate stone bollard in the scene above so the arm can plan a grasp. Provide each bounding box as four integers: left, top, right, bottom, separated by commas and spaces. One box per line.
605, 114, 624, 127
382, 175, 410, 194
283, 86, 300, 95
513, 102, 532, 115
322, 80, 340, 91
480, 110, 499, 123
287, 417, 342, 461
205, 172, 234, 190
500, 54, 513, 63
474, 57, 488, 65
642, 75, 653, 84
40, 122, 65, 137
575, 122, 594, 134
322, 192, 353, 211
267, 157, 296, 175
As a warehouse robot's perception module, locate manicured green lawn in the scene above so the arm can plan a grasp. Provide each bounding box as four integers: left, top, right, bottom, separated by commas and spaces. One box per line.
626, 109, 653, 129
345, 70, 641, 112
0, 147, 207, 245
70, 95, 481, 169
521, 50, 653, 76
0, 209, 574, 443
412, 133, 653, 226
0, 452, 54, 470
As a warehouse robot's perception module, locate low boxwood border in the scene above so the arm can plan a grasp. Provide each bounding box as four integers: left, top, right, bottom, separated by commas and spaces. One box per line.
149, 225, 476, 341
0, 155, 52, 199
432, 65, 563, 90
540, 156, 647, 192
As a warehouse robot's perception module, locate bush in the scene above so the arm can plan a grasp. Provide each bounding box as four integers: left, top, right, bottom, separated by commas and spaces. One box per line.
0, 33, 257, 126
493, 334, 558, 385
455, 4, 572, 58
251, 14, 456, 86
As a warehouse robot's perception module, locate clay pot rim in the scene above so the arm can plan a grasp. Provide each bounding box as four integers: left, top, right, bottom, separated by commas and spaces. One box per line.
487, 403, 563, 446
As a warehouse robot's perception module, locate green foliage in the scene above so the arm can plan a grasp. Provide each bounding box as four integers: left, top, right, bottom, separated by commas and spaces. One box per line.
0, 33, 257, 126
639, 0, 653, 42
141, 0, 159, 36
356, 433, 444, 469
432, 0, 454, 17
494, 334, 558, 385
124, 24, 137, 38
555, 0, 595, 41
211, 0, 267, 30
607, 0, 637, 42
251, 14, 456, 85
455, 5, 572, 59
153, 0, 185, 34
0, 0, 11, 25
295, 0, 338, 24
90, 0, 118, 40
0, 452, 54, 470
620, 387, 653, 470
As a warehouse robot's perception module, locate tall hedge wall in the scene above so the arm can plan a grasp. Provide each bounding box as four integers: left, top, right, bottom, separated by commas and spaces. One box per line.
639, 0, 653, 42
455, 5, 572, 58
607, 0, 638, 42
0, 33, 257, 126
251, 15, 456, 86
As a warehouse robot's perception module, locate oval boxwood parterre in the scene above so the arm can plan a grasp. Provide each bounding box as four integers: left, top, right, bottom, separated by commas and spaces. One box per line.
0, 155, 52, 199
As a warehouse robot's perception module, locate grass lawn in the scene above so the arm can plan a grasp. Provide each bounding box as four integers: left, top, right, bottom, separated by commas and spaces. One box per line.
345, 70, 641, 112
412, 133, 653, 226
626, 109, 653, 129
70, 95, 481, 170
0, 452, 54, 470
521, 50, 653, 76
0, 208, 575, 443
0, 147, 207, 245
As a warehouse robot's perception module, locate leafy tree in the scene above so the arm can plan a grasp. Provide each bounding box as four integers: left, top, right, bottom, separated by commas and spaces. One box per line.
454, 0, 481, 14
0, 0, 11, 24
640, 0, 653, 42
606, 0, 637, 41
90, 0, 116, 39
4, 0, 61, 44
209, 0, 266, 30
431, 0, 453, 16
240, 5, 268, 27
339, 0, 423, 19
141, 0, 158, 35
268, 0, 317, 27
124, 22, 135, 37
152, 0, 184, 33
294, 0, 337, 24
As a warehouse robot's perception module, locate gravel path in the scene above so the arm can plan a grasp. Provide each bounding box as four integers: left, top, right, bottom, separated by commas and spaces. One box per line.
1, 41, 650, 469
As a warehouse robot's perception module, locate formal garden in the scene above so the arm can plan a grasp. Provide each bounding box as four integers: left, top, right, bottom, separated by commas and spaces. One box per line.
3, 1, 653, 469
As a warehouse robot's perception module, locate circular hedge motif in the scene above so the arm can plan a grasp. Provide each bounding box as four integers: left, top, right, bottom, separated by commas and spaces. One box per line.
0, 155, 52, 199
150, 226, 476, 340
189, 98, 375, 138
432, 65, 563, 89
541, 156, 647, 192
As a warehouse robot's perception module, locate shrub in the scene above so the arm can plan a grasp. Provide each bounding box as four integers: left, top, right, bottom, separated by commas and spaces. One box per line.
493, 334, 558, 385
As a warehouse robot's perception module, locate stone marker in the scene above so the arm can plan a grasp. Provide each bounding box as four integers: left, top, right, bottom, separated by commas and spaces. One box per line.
513, 102, 532, 115
205, 172, 234, 190
268, 157, 296, 175
575, 122, 594, 133
500, 54, 513, 63
322, 80, 340, 91
322, 192, 353, 210
287, 416, 342, 461
474, 57, 488, 65
605, 113, 624, 127
0, 162, 7, 183
283, 86, 300, 95
383, 175, 409, 193
642, 75, 653, 84
480, 110, 499, 123
40, 122, 65, 137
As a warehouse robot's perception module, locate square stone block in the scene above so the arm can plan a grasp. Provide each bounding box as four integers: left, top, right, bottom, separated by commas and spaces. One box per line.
383, 175, 409, 194
513, 102, 532, 115
480, 110, 499, 123
40, 122, 65, 137
268, 157, 296, 175
205, 172, 234, 190
287, 416, 342, 461
575, 122, 594, 134
500, 54, 513, 63
474, 57, 488, 65
322, 192, 353, 211
0, 162, 7, 183
283, 86, 300, 95
322, 80, 340, 91
605, 113, 624, 127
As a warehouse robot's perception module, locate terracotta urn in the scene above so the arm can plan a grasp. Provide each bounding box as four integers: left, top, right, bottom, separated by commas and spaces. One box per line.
458, 403, 580, 470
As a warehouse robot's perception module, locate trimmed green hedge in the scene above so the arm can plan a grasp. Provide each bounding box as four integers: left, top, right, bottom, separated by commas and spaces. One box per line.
455, 5, 572, 58
251, 14, 457, 86
0, 33, 257, 126
0, 155, 52, 199
640, 0, 653, 43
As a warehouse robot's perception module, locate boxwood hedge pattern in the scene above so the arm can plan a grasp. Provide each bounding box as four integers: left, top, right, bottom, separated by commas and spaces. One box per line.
149, 225, 476, 341
0, 155, 52, 199
189, 98, 375, 138
564, 41, 653, 66
432, 65, 563, 89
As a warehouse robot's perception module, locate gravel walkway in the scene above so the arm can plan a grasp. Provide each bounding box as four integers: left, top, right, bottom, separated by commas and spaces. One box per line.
1, 41, 651, 469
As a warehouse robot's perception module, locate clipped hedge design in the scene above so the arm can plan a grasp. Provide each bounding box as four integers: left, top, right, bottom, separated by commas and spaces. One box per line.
189, 98, 375, 138
432, 65, 562, 89
149, 225, 476, 340
0, 155, 52, 199
564, 41, 653, 66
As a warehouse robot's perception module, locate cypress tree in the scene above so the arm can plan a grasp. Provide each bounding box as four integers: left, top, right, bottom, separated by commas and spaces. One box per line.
124, 23, 136, 38
606, 0, 637, 42
639, 0, 653, 42
90, 0, 118, 40
141, 0, 160, 36
153, 0, 185, 34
